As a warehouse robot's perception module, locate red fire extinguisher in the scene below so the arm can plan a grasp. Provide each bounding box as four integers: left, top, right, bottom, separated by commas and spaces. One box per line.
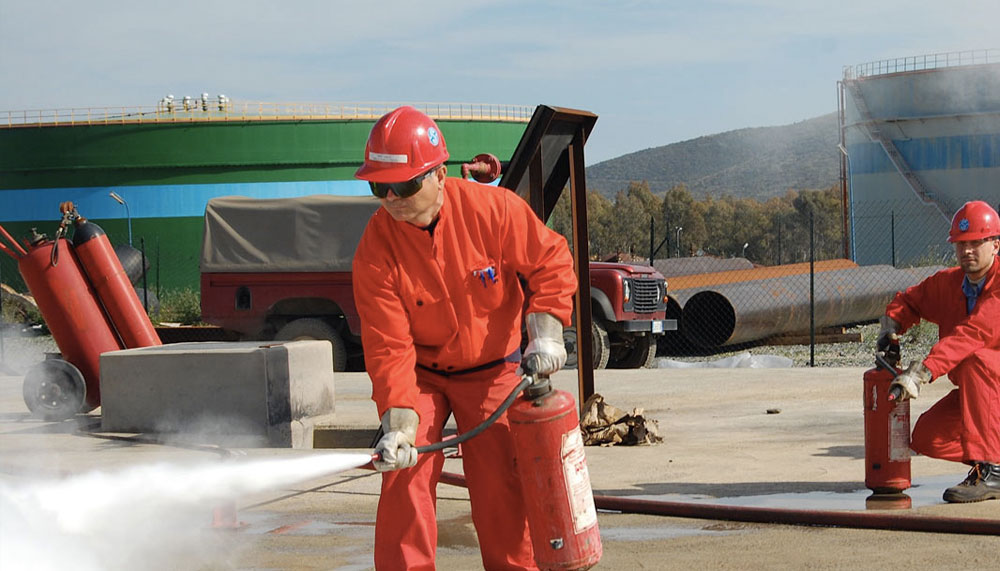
864, 352, 911, 495
509, 372, 602, 571
1, 226, 123, 418
64, 203, 162, 349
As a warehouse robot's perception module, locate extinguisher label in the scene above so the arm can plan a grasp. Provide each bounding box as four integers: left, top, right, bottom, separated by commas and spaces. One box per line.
561, 428, 598, 533
889, 401, 911, 462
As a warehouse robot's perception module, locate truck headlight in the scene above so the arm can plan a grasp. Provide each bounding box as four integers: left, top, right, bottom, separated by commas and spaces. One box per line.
622, 278, 631, 303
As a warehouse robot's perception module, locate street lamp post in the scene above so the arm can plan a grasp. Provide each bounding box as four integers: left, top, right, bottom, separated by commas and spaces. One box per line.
108, 191, 132, 246
742, 242, 749, 259
675, 226, 683, 258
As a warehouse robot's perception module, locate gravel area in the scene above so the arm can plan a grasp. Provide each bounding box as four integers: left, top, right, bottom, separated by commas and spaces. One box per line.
654, 321, 939, 368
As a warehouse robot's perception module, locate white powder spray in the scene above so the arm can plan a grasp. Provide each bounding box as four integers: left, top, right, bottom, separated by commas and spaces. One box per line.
0, 451, 373, 570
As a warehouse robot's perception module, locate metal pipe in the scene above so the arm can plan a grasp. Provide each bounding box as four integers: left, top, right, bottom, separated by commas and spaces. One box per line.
437, 471, 1000, 536
665, 259, 857, 291
653, 257, 753, 279
679, 265, 943, 348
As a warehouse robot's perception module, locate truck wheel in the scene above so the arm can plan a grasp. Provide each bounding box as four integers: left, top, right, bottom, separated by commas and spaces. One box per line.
608, 333, 657, 369
274, 318, 348, 372
23, 358, 86, 421
563, 323, 610, 370
563, 327, 579, 369
591, 321, 611, 370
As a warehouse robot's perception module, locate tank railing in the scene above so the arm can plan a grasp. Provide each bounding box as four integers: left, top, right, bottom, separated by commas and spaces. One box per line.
1, 100, 536, 127
844, 48, 1000, 79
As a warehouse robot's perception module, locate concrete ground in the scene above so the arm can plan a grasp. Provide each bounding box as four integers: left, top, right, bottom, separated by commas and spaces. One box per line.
1, 364, 998, 570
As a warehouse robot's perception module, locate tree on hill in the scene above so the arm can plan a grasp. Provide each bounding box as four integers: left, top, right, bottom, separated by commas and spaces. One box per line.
549, 184, 845, 264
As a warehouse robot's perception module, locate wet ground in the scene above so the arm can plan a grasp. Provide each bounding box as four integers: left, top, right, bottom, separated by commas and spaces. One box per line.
1, 359, 997, 570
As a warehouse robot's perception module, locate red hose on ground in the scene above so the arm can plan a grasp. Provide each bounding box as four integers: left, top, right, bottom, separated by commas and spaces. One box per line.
438, 471, 1000, 536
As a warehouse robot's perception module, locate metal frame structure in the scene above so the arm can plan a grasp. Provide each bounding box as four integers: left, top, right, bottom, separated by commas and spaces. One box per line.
499, 105, 599, 408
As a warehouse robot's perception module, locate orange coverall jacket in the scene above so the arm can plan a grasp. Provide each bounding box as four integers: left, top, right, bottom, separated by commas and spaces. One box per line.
885, 255, 1000, 463
352, 178, 577, 416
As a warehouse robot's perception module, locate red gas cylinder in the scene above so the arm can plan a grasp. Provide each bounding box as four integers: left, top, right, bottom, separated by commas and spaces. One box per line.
863, 366, 911, 494
18, 234, 123, 414
509, 382, 602, 571
70, 216, 161, 349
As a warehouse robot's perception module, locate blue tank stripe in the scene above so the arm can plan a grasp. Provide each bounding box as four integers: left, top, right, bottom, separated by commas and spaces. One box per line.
848, 133, 1000, 174
0, 180, 371, 222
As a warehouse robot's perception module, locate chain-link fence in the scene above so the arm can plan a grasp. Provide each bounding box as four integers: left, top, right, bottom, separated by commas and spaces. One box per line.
652, 201, 953, 366
0, 195, 970, 371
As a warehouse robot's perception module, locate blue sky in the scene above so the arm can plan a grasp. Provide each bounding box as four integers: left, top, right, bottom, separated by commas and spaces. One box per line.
1, 0, 997, 164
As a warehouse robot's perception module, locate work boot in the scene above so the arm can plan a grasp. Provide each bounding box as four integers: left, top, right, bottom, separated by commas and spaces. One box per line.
942, 462, 1000, 503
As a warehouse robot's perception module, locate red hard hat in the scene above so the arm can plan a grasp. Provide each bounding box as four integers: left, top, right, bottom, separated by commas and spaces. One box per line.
948, 200, 1000, 242
354, 106, 449, 183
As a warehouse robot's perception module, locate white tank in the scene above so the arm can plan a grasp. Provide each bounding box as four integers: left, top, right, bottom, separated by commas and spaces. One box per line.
839, 50, 1000, 266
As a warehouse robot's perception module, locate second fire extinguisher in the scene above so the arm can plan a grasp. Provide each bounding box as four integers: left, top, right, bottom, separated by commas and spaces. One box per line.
864, 351, 911, 496
65, 204, 162, 349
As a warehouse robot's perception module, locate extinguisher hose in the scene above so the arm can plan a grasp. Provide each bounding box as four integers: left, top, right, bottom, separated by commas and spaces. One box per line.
414, 374, 533, 455
874, 352, 905, 401
370, 360, 545, 464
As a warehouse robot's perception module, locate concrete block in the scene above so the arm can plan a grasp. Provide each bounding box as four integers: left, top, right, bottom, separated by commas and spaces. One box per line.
99, 340, 335, 447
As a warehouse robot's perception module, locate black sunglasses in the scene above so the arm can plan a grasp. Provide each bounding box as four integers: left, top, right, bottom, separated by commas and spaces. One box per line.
369, 169, 436, 199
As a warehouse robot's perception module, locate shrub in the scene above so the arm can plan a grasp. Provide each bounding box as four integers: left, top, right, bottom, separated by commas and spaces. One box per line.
157, 288, 203, 325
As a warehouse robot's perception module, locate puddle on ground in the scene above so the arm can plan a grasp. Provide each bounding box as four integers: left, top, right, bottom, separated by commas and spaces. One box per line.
628, 473, 965, 512
229, 510, 374, 536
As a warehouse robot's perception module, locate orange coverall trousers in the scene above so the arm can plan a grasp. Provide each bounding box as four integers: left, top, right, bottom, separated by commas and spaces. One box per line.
911, 347, 1000, 464
373, 361, 538, 571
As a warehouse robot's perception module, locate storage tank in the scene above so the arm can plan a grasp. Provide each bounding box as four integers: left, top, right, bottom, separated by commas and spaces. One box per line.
0, 99, 531, 291
839, 50, 1000, 266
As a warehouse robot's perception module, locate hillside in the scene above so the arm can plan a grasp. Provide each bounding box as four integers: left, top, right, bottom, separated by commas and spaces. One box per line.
586, 112, 840, 200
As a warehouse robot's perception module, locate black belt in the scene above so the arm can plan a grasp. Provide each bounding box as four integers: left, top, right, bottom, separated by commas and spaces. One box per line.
417, 349, 521, 378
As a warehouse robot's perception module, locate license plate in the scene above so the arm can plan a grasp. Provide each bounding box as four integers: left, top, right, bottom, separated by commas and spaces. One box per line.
651, 321, 663, 334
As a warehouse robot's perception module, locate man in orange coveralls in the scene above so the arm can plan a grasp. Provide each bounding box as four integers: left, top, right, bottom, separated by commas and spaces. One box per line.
877, 200, 1000, 503
351, 106, 577, 569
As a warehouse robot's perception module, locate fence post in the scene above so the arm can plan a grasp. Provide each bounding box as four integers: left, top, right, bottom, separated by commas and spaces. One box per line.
649, 217, 654, 266
141, 238, 149, 314
0, 261, 5, 368
890, 210, 896, 268
809, 210, 815, 367
776, 223, 782, 265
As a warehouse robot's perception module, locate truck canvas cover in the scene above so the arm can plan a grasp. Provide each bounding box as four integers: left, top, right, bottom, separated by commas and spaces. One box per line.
201, 195, 381, 273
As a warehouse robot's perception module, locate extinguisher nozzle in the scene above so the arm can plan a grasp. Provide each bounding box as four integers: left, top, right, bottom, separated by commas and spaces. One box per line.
888, 385, 903, 402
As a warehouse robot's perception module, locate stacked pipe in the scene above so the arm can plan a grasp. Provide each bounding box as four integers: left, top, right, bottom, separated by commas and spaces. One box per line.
657, 259, 944, 351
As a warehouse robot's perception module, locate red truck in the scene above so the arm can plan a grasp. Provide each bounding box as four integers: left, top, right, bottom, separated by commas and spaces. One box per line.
199, 194, 673, 371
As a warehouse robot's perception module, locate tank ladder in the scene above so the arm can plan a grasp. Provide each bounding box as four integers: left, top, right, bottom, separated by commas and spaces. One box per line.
844, 79, 952, 222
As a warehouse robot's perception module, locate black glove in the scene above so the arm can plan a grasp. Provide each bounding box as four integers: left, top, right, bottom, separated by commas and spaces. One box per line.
876, 316, 901, 368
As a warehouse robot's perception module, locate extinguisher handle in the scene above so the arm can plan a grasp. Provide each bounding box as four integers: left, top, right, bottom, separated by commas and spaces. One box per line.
874, 352, 899, 376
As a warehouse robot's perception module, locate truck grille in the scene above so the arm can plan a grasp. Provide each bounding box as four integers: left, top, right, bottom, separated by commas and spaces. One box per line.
631, 279, 661, 313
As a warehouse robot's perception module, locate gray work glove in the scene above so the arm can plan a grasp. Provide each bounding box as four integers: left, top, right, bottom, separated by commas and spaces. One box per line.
522, 312, 568, 376
890, 361, 932, 401
373, 408, 419, 472
876, 315, 901, 368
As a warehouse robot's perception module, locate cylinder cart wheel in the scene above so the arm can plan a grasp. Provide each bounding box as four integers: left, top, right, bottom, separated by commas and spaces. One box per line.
23, 358, 87, 421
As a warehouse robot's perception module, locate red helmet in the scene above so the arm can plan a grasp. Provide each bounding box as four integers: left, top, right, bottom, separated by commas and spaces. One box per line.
354, 106, 449, 183
948, 200, 1000, 242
